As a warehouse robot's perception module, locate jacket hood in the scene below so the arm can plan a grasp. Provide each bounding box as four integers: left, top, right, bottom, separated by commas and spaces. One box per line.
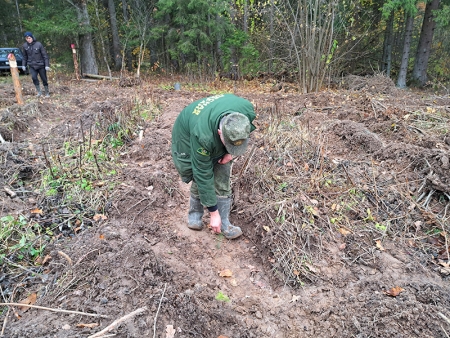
24, 32, 35, 40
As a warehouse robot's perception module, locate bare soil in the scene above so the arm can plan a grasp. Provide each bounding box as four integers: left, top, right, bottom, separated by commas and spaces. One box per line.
1, 74, 450, 338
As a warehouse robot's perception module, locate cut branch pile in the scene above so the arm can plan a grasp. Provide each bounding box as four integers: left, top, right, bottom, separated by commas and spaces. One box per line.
234, 100, 450, 287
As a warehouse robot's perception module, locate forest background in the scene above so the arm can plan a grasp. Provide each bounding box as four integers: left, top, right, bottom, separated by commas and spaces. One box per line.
1, 0, 450, 93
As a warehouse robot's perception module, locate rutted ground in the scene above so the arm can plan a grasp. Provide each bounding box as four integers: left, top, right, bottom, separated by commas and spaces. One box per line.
1, 76, 450, 337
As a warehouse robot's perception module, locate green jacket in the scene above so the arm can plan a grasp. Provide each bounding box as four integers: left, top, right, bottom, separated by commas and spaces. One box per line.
171, 94, 256, 207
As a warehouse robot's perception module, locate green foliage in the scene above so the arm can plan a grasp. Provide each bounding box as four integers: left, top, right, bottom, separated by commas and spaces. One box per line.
434, 4, 450, 28
375, 223, 387, 232
152, 0, 233, 73
0, 215, 45, 263
221, 29, 261, 76
215, 291, 230, 302
381, 0, 418, 18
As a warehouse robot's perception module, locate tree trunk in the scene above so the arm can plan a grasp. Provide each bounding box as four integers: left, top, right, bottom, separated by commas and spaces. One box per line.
397, 13, 414, 88
412, 0, 440, 86
243, 0, 248, 34
381, 11, 394, 76
108, 0, 122, 70
74, 0, 99, 75
122, 0, 133, 71
268, 0, 274, 73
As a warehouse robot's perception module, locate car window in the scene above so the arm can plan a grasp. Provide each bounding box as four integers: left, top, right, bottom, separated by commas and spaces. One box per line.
0, 49, 22, 58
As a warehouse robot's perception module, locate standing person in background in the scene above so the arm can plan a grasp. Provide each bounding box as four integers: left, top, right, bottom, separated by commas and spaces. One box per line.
171, 94, 256, 239
22, 32, 51, 98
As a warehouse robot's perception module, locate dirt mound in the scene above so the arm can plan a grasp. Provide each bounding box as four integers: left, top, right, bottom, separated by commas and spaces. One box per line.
340, 74, 397, 95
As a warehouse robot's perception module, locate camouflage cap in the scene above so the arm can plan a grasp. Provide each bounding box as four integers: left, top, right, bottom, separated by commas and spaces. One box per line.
221, 112, 251, 156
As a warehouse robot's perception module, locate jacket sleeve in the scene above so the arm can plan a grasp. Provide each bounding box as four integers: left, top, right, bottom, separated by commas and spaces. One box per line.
190, 136, 217, 208
39, 43, 50, 67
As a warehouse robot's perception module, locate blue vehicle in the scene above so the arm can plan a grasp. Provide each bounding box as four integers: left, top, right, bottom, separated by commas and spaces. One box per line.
0, 47, 28, 74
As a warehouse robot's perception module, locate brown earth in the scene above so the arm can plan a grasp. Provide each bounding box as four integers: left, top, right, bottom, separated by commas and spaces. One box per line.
1, 74, 450, 338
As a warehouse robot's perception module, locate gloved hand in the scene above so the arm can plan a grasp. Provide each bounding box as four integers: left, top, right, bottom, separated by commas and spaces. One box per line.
45, 66, 50, 71
22, 66, 26, 71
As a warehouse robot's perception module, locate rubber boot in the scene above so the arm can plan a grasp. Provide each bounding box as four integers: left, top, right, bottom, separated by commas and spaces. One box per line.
44, 85, 50, 98
35, 84, 42, 97
187, 195, 204, 230
217, 196, 242, 239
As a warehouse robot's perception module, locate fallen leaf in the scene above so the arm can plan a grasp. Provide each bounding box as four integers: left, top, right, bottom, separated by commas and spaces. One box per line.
383, 286, 404, 297
229, 279, 238, 286
307, 206, 319, 216
438, 260, 450, 268
219, 269, 233, 277
30, 208, 43, 214
338, 227, 351, 236
18, 293, 37, 312
75, 219, 81, 226
375, 240, 385, 251
99, 234, 105, 240
166, 325, 176, 338
290, 295, 301, 303
304, 262, 317, 273
293, 270, 300, 276
93, 214, 107, 222
339, 243, 346, 250
42, 254, 52, 264
304, 163, 309, 171
263, 225, 270, 232
331, 203, 337, 211
76, 323, 99, 328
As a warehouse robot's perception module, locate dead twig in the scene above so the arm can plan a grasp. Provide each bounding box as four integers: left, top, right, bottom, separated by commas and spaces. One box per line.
438, 312, 450, 326
153, 283, 167, 338
0, 303, 108, 318
126, 197, 149, 212
57, 251, 73, 266
3, 186, 16, 198
88, 307, 147, 338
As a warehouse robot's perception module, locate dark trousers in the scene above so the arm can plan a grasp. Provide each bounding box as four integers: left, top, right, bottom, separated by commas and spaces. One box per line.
30, 67, 48, 87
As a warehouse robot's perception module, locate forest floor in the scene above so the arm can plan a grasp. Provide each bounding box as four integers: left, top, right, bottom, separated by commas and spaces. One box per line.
0, 72, 450, 338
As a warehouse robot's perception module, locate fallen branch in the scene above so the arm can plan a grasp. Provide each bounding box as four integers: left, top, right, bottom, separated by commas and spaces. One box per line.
84, 74, 119, 80
3, 187, 16, 198
0, 303, 108, 318
438, 312, 450, 326
88, 307, 148, 338
153, 283, 167, 338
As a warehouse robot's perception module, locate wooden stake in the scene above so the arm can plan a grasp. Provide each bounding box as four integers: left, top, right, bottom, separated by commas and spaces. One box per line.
7, 54, 24, 105
71, 44, 80, 80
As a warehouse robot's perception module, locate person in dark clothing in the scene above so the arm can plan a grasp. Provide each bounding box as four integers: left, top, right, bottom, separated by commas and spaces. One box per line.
171, 94, 256, 239
21, 32, 50, 97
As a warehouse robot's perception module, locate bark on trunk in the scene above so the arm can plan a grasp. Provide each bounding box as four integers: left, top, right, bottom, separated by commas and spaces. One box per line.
75, 0, 99, 75
108, 0, 122, 70
381, 11, 394, 76
412, 0, 440, 86
397, 13, 414, 88
122, 0, 133, 72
